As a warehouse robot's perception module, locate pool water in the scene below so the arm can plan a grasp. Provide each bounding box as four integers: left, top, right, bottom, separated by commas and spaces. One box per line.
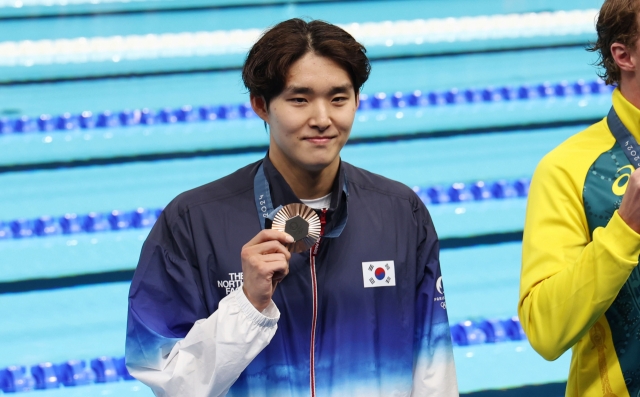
0, 0, 605, 395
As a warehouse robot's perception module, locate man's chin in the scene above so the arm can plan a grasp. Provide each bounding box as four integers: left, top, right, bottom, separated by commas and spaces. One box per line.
298, 157, 338, 174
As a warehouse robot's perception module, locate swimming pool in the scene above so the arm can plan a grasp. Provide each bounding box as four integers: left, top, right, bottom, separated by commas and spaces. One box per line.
0, 0, 605, 395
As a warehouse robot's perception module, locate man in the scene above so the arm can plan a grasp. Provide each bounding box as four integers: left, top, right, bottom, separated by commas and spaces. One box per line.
126, 18, 457, 396
519, 1, 640, 395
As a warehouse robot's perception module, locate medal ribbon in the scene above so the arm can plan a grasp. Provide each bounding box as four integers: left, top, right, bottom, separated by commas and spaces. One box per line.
253, 162, 349, 237
607, 107, 640, 169
253, 163, 280, 230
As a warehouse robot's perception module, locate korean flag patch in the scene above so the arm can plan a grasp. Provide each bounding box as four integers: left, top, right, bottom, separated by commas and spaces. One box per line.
362, 261, 396, 288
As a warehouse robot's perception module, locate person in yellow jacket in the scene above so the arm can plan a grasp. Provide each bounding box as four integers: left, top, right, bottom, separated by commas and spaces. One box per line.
520, 1, 640, 396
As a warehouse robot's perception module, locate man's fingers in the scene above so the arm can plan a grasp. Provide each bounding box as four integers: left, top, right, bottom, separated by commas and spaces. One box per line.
260, 253, 290, 265
244, 240, 292, 260
250, 253, 290, 289
617, 168, 640, 234
272, 267, 289, 286
245, 229, 294, 247
254, 254, 289, 277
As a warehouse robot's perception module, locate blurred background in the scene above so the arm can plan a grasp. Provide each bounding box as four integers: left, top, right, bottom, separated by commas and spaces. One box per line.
0, 0, 608, 395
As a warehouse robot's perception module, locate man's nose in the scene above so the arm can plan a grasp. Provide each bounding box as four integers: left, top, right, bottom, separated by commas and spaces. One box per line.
309, 102, 331, 132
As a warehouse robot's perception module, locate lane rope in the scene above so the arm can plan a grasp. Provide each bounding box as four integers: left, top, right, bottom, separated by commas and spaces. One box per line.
0, 177, 530, 240
0, 78, 614, 134
0, 9, 598, 66
0, 314, 527, 392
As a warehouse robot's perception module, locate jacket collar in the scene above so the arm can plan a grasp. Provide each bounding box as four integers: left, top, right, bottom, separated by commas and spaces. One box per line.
613, 88, 640, 144
262, 154, 348, 238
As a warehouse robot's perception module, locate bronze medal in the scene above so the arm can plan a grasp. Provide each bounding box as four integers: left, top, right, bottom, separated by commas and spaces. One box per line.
271, 203, 321, 253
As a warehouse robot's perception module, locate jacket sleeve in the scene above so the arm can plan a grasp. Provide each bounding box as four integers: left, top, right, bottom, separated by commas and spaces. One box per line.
125, 209, 280, 396
519, 154, 640, 361
411, 204, 459, 396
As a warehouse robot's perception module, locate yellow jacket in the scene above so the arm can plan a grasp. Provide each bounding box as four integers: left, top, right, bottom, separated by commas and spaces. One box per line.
520, 89, 640, 397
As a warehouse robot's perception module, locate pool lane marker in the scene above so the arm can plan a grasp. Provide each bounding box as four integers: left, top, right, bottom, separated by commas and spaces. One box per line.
0, 178, 530, 241
0, 78, 614, 134
0, 9, 598, 67
0, 315, 526, 392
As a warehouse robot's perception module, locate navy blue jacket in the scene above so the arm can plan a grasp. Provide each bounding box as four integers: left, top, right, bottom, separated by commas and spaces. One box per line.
126, 156, 457, 396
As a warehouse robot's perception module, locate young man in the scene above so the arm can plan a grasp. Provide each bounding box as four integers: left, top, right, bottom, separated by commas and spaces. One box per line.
126, 19, 457, 396
519, 1, 640, 395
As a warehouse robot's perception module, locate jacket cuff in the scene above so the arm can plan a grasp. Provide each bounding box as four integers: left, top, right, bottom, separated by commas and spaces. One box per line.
232, 288, 279, 328
602, 211, 640, 267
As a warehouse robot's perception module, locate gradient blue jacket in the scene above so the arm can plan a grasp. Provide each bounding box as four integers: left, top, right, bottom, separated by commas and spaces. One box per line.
125, 156, 458, 396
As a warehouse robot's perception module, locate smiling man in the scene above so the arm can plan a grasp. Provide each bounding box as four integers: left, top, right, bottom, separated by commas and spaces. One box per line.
125, 19, 457, 397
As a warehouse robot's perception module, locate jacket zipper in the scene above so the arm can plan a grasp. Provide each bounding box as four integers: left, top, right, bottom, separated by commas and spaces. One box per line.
309, 209, 326, 397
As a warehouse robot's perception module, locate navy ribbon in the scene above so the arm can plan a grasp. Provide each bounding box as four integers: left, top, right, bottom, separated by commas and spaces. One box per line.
253, 164, 281, 230
607, 107, 640, 169
253, 162, 349, 237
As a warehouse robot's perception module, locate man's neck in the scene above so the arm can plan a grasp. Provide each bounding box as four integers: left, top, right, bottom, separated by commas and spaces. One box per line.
620, 74, 640, 110
268, 153, 338, 200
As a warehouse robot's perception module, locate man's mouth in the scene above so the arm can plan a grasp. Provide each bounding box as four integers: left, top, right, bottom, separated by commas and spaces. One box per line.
304, 136, 335, 144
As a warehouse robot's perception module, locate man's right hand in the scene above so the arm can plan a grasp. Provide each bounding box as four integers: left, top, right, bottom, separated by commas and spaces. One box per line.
241, 230, 294, 312
618, 168, 640, 234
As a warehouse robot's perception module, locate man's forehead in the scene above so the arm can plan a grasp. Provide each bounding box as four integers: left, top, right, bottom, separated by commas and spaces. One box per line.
280, 52, 355, 91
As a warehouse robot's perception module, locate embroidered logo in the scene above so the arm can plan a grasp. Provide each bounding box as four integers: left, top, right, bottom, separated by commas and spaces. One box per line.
362, 261, 396, 288
218, 272, 243, 295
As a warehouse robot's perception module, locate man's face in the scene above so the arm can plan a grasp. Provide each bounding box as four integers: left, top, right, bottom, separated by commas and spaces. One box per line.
256, 52, 358, 174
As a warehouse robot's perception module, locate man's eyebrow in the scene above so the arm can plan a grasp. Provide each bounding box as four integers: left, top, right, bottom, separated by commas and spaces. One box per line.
283, 84, 354, 95
284, 86, 314, 94
328, 84, 354, 95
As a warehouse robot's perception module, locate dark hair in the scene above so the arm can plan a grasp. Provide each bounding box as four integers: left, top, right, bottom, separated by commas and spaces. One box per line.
242, 18, 371, 107
587, 0, 640, 85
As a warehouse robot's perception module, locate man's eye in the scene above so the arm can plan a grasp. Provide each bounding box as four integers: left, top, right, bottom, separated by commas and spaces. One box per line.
290, 98, 306, 103
333, 97, 348, 102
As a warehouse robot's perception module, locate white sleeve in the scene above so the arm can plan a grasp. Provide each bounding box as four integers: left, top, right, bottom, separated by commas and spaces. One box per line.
127, 288, 280, 397
410, 322, 459, 396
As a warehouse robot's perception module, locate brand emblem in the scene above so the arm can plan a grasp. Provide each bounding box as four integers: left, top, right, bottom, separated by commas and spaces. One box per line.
218, 272, 243, 295
362, 261, 396, 288
613, 165, 634, 196
434, 276, 446, 309
436, 276, 444, 294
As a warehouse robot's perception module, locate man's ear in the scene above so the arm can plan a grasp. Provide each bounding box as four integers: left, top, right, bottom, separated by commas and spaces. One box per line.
611, 42, 636, 72
250, 94, 269, 123
354, 92, 360, 109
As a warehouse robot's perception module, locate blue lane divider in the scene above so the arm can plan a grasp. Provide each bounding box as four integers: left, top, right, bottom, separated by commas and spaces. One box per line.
0, 315, 526, 392
0, 356, 133, 393
415, 178, 530, 205
0, 79, 613, 135
0, 207, 163, 240
359, 79, 613, 110
0, 178, 530, 241
450, 317, 527, 346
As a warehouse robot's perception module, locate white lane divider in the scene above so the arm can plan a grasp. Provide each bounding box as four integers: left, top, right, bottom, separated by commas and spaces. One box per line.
0, 9, 598, 67
1, 0, 147, 7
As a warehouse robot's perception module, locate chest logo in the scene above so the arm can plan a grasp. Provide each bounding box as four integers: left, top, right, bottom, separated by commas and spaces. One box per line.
362, 261, 396, 288
613, 165, 634, 196
218, 272, 243, 295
